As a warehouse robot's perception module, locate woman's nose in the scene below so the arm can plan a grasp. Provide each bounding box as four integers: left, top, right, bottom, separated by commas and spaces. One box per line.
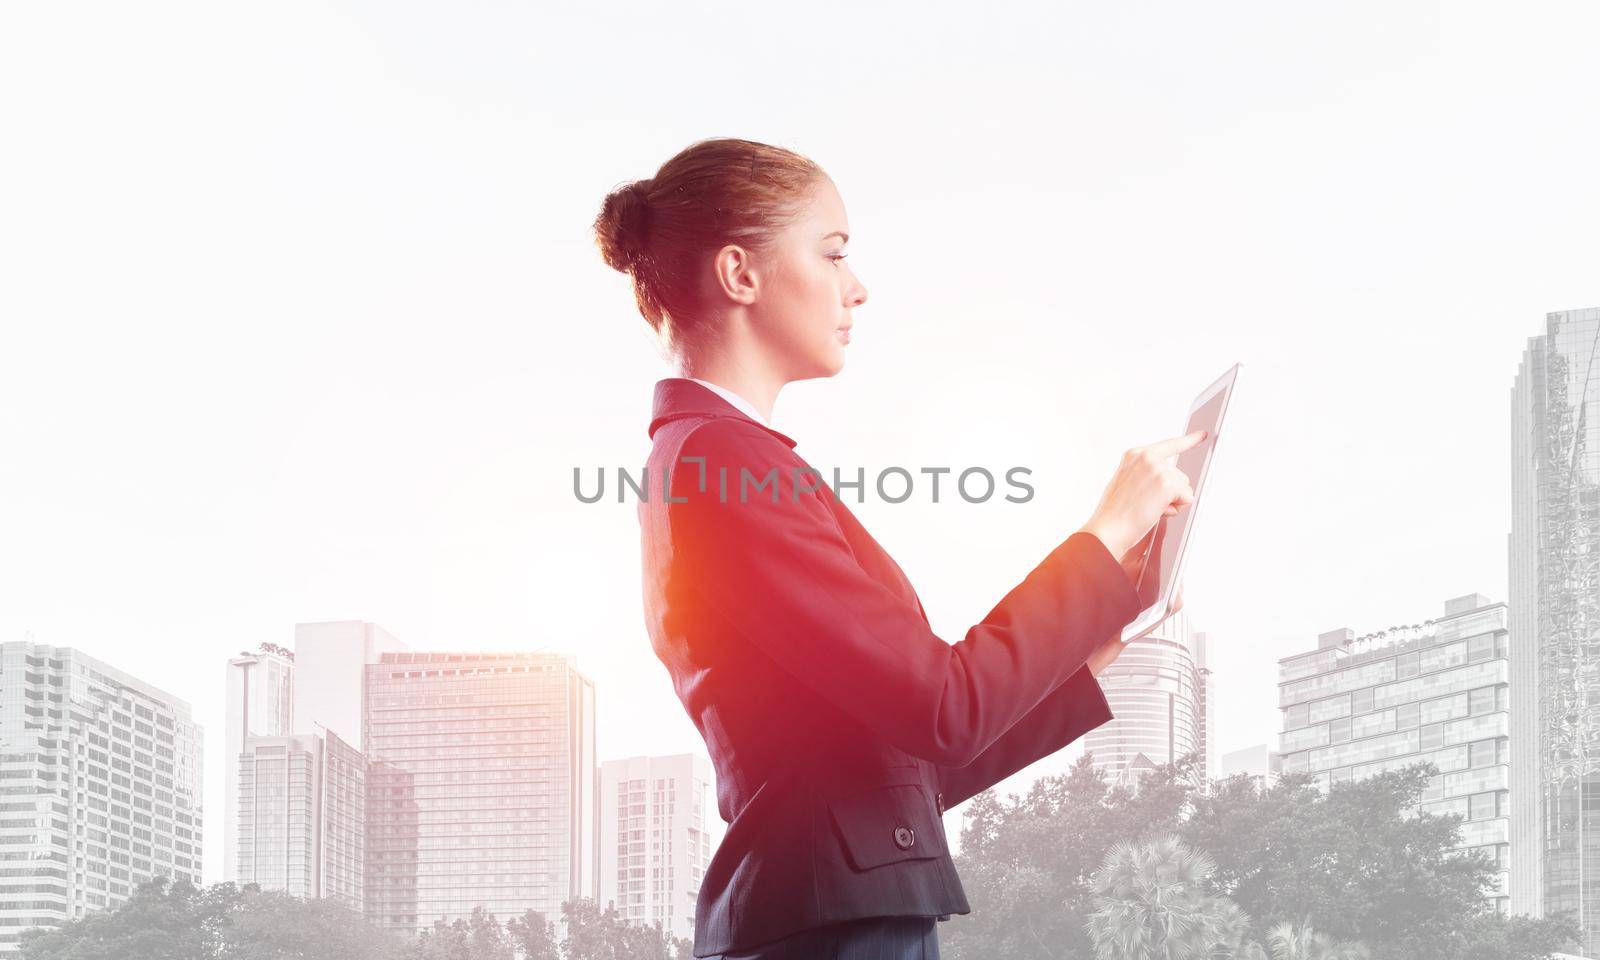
848, 280, 868, 308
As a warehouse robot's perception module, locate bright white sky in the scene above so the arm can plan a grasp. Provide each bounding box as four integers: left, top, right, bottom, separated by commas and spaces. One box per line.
2, 2, 1596, 882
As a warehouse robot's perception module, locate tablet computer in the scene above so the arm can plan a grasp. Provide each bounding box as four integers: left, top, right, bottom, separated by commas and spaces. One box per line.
1119, 362, 1241, 644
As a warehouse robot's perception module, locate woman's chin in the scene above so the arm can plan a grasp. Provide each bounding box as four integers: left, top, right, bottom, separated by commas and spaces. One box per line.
794, 349, 847, 380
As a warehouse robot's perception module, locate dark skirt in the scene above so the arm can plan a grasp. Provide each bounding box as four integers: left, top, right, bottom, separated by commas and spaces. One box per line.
703, 915, 940, 960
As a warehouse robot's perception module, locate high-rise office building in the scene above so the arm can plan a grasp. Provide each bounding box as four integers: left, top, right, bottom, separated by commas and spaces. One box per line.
234, 726, 365, 909
224, 647, 294, 881
1084, 610, 1212, 785
363, 651, 598, 935
225, 625, 396, 897
1276, 595, 1511, 911
294, 621, 406, 751
0, 642, 203, 955
1195, 631, 1217, 785
1511, 306, 1600, 949
598, 754, 713, 941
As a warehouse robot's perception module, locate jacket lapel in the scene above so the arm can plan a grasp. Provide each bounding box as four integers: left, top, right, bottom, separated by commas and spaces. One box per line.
648, 378, 800, 449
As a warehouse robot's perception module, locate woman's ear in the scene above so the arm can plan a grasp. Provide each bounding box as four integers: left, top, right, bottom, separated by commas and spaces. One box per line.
712, 244, 760, 306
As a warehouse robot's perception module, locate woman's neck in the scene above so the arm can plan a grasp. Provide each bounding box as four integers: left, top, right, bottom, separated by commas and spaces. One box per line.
679, 360, 781, 424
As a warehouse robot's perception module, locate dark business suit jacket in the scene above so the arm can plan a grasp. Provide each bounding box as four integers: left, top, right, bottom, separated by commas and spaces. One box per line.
637, 378, 1143, 957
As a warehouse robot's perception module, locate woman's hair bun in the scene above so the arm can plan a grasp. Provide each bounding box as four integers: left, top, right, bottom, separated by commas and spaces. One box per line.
594, 179, 653, 275
594, 139, 825, 338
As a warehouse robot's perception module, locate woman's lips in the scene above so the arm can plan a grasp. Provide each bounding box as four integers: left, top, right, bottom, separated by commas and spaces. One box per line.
836, 326, 852, 344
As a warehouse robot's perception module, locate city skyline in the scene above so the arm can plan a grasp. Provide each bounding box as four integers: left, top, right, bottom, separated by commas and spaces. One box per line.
0, 305, 1589, 946
0, 396, 1567, 886
4, 6, 1599, 959
5, 2, 1598, 892
2, 533, 1537, 886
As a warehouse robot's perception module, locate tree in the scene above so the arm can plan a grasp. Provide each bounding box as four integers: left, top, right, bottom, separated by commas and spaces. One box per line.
943, 752, 1198, 960
222, 885, 404, 960
560, 897, 690, 960
506, 908, 561, 960
20, 878, 405, 960
1085, 836, 1254, 960
1456, 911, 1582, 960
19, 877, 222, 960
942, 753, 1580, 960
1180, 765, 1573, 960
16, 880, 707, 960
17, 882, 703, 960
402, 907, 515, 960
1253, 921, 1369, 960
1181, 766, 1481, 951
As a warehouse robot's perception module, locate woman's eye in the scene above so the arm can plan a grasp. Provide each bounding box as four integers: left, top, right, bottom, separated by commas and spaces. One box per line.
827, 254, 848, 265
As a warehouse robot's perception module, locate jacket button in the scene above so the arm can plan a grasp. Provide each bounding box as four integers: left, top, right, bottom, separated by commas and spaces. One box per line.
893, 826, 915, 849
935, 792, 945, 814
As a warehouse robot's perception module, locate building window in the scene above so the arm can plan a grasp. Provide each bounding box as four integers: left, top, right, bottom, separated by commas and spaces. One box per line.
1285, 703, 1309, 730
1421, 723, 1444, 751
1469, 687, 1495, 716
1351, 688, 1374, 715
1395, 703, 1420, 729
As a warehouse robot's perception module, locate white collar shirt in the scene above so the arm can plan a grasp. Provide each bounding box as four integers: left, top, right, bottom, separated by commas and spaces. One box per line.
687, 378, 772, 429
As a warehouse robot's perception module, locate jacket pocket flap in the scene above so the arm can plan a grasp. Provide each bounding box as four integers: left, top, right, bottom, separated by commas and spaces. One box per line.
826, 783, 946, 871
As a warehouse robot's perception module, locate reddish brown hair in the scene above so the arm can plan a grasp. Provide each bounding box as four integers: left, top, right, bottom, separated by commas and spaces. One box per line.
593, 137, 826, 352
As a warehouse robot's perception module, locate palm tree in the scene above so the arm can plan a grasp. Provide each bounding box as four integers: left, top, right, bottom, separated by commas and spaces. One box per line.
1255, 921, 1370, 960
1085, 835, 1250, 960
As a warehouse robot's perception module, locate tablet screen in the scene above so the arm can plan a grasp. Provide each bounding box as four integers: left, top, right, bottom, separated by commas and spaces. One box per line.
1133, 388, 1225, 612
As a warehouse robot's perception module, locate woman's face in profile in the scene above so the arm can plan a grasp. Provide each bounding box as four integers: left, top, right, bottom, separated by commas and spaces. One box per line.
754, 178, 869, 380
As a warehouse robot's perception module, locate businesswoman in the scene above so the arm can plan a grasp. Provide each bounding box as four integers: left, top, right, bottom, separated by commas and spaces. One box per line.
594, 138, 1201, 960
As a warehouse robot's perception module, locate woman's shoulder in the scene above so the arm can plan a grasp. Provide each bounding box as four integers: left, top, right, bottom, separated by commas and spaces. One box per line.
646, 414, 822, 518
658, 414, 800, 469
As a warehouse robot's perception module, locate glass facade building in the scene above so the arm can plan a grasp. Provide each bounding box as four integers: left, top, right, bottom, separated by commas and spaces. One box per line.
363, 652, 597, 935
234, 726, 365, 909
224, 648, 294, 882
1510, 306, 1600, 951
1084, 610, 1213, 785
599, 753, 715, 941
295, 621, 406, 752
0, 642, 203, 955
1276, 596, 1512, 911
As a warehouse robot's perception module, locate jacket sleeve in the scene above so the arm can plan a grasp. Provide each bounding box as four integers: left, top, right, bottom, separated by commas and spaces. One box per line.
933, 663, 1114, 810
668, 419, 1143, 768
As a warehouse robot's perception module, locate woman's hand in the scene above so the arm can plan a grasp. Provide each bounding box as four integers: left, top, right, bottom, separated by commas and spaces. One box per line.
1090, 542, 1143, 676
1087, 629, 1124, 676
1087, 584, 1184, 676
1116, 533, 1150, 586
1080, 430, 1207, 559
1090, 537, 1185, 677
